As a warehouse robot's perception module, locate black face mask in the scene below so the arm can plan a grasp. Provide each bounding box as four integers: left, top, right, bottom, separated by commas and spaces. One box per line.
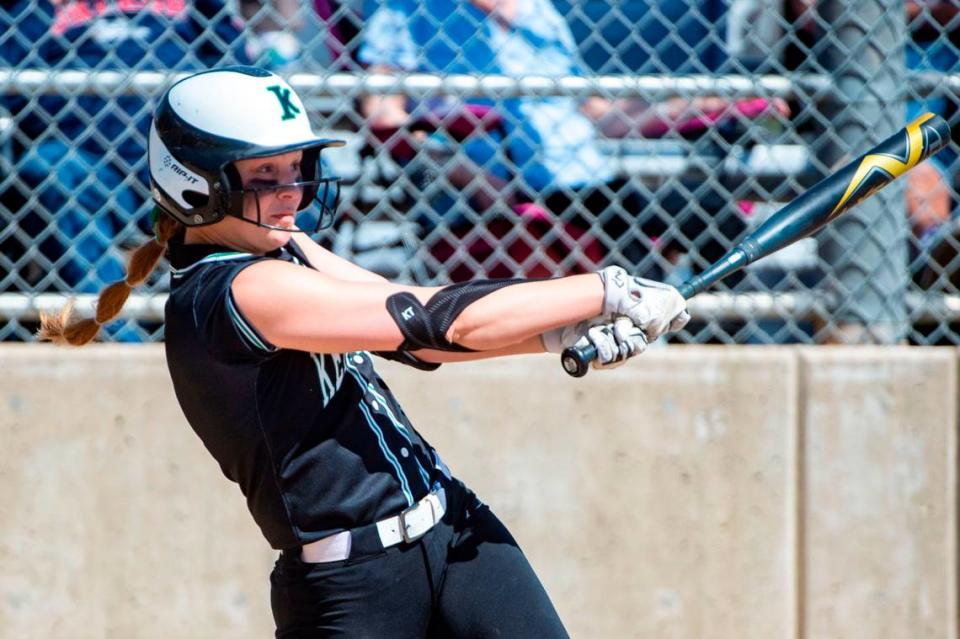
234, 176, 341, 234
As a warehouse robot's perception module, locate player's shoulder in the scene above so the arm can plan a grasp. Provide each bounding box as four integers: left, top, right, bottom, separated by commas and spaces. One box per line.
166, 244, 275, 306
225, 256, 295, 298
165, 252, 255, 321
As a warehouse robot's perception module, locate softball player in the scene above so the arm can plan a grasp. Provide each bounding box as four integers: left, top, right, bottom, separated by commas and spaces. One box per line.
39, 66, 689, 638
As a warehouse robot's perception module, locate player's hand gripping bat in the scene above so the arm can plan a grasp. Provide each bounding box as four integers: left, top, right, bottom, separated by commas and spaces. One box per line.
562, 112, 953, 378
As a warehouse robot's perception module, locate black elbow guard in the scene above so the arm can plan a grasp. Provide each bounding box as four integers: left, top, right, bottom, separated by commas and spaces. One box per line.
372, 349, 442, 371
386, 279, 527, 352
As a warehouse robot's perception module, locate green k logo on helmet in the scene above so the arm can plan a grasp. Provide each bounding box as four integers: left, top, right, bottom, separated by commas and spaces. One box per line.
266, 85, 302, 121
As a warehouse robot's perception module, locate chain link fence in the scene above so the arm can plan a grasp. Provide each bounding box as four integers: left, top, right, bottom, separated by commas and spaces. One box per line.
1, 0, 958, 344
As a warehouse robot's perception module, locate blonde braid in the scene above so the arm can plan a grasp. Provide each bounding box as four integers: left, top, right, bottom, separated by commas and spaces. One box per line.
37, 213, 181, 345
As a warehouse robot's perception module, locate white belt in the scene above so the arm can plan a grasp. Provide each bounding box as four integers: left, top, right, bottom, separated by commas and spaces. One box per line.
376, 487, 446, 547
301, 487, 447, 563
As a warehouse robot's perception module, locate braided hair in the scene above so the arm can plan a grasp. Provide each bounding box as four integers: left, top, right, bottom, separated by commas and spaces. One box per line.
37, 213, 181, 345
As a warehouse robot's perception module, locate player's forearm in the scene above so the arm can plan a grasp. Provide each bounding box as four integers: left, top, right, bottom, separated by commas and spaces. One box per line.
445, 274, 603, 351
413, 335, 545, 363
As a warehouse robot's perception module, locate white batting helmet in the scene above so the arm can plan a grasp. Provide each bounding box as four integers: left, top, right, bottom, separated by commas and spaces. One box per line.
148, 65, 344, 231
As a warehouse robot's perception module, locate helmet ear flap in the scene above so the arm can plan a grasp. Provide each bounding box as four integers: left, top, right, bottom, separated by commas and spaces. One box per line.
223, 164, 246, 218
298, 148, 321, 210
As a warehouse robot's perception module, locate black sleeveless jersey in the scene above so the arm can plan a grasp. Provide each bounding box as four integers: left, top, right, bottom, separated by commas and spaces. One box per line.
163, 238, 450, 550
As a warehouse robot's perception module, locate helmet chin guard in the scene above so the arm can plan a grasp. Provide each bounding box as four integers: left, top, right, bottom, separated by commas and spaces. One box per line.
148, 66, 344, 232
221, 155, 341, 233
228, 178, 342, 234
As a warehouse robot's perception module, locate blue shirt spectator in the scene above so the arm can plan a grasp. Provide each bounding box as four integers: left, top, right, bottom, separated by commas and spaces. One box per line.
557, 0, 730, 75
359, 0, 614, 192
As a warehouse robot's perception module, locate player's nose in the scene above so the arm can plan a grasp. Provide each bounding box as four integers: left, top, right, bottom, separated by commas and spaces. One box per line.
276, 182, 303, 201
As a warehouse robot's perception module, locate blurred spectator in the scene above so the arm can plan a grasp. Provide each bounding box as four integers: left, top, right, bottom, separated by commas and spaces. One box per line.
566, 0, 790, 139
906, 0, 959, 246
783, 0, 957, 245
357, 0, 780, 281
0, 0, 247, 331
559, 0, 731, 74
241, 0, 305, 71
313, 0, 365, 70
240, 0, 366, 72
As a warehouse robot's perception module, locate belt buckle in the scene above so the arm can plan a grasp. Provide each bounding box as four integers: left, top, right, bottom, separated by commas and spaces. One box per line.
398, 494, 437, 544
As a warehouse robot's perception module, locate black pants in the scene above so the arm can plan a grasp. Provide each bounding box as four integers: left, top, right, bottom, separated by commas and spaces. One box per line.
270, 480, 569, 638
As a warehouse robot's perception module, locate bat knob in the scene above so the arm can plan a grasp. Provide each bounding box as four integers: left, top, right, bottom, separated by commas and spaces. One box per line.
561, 344, 595, 378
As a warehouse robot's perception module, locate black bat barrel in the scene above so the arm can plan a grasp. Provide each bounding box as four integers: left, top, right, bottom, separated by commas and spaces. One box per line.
561, 113, 953, 378
685, 113, 951, 298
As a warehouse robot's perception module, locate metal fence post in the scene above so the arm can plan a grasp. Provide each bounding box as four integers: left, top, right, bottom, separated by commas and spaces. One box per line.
817, 0, 909, 343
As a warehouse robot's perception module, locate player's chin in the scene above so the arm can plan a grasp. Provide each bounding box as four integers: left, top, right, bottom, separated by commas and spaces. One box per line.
270, 215, 299, 232
263, 216, 298, 247
268, 212, 297, 228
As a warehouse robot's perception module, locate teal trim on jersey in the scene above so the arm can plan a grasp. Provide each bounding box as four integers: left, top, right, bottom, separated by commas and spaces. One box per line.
226, 290, 277, 352
170, 251, 254, 278
344, 356, 431, 490
357, 398, 414, 506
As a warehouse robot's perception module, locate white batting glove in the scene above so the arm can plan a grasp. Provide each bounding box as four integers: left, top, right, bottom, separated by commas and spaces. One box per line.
598, 266, 690, 341
541, 319, 594, 354
541, 317, 647, 369
582, 317, 648, 369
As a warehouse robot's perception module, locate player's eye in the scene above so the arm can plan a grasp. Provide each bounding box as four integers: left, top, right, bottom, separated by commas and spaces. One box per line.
246, 178, 280, 190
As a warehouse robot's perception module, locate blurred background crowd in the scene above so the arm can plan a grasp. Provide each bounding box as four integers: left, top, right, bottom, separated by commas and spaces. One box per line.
0, 0, 957, 345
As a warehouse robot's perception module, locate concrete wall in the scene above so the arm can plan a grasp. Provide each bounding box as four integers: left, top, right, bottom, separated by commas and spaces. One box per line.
0, 345, 955, 638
